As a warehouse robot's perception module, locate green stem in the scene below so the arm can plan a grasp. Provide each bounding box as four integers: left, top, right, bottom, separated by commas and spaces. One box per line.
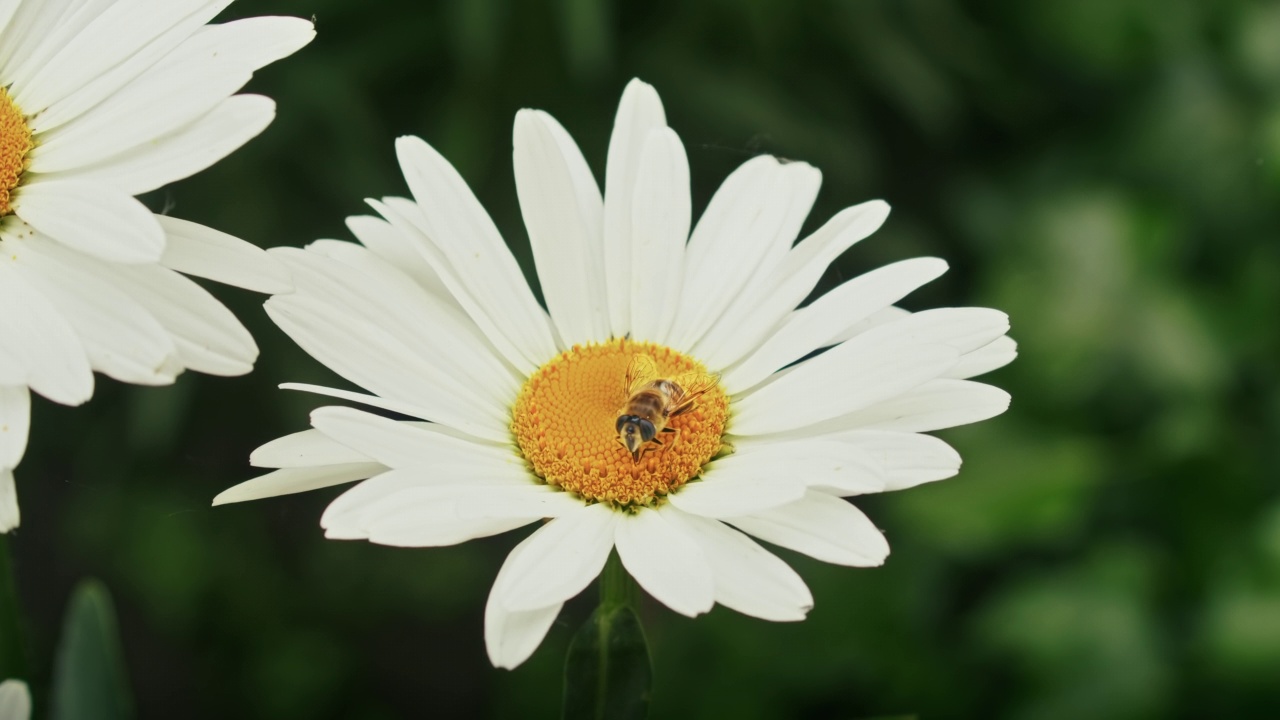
599, 550, 639, 611
0, 533, 27, 680
562, 550, 652, 719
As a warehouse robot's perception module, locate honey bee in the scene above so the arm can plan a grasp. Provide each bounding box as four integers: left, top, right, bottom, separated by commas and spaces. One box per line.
615, 354, 719, 463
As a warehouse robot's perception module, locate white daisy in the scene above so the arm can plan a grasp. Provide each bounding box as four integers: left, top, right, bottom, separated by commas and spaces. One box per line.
215, 79, 1015, 669
0, 1, 315, 532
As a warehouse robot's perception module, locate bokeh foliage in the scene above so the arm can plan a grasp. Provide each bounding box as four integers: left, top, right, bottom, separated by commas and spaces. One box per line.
7, 0, 1279, 717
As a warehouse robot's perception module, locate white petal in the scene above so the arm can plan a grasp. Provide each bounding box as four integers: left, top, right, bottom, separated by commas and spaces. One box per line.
0, 386, 29, 470
368, 196, 548, 375
486, 531, 564, 669
156, 215, 291, 294
627, 128, 690, 344
731, 326, 959, 437
722, 257, 948, 394
266, 295, 507, 442
188, 15, 315, 74
828, 430, 961, 492
729, 491, 889, 567
211, 463, 385, 506
395, 136, 558, 373
494, 503, 618, 612
277, 383, 439, 425
15, 1, 218, 113
879, 307, 1010, 356
297, 239, 498, 380
603, 79, 667, 337
694, 200, 891, 370
0, 2, 23, 45
249, 428, 374, 469
97, 262, 257, 376
667, 510, 813, 621
0, 261, 94, 405
614, 506, 714, 617
59, 95, 278, 197
6, 233, 179, 385
345, 214, 454, 304
0, 0, 85, 84
0, 345, 23, 386
667, 156, 801, 350
29, 19, 256, 170
367, 514, 533, 548
667, 463, 808, 519
513, 110, 608, 346
0, 467, 17, 533
484, 599, 561, 670
319, 467, 542, 529
11, 180, 165, 264
319, 469, 450, 534
0, 678, 31, 719
455, 486, 585, 519
354, 487, 575, 547
688, 159, 821, 341
23, 1, 232, 132
946, 335, 1018, 379
309, 406, 518, 472
320, 472, 556, 546
769, 163, 823, 264
826, 305, 910, 347
812, 378, 1012, 434
272, 245, 518, 416
715, 439, 885, 496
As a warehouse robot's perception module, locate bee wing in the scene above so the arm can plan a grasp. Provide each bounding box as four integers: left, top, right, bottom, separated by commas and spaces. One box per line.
625, 354, 659, 395
669, 370, 720, 415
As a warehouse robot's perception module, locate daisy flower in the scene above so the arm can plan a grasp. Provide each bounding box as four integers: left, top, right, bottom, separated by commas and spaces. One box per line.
0, 2, 315, 532
215, 79, 1015, 669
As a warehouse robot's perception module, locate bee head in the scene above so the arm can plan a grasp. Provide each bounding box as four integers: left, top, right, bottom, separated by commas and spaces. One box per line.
615, 414, 656, 454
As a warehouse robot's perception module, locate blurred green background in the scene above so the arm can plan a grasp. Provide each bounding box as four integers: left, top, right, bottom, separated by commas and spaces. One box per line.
7, 0, 1280, 717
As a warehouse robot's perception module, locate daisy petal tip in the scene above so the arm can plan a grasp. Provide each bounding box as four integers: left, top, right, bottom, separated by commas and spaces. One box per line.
623, 76, 657, 94
393, 135, 432, 164
210, 487, 243, 507
619, 78, 665, 113
994, 387, 1013, 414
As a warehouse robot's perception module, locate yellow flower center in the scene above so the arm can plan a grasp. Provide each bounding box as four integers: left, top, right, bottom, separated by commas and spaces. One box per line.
0, 87, 32, 217
512, 339, 729, 507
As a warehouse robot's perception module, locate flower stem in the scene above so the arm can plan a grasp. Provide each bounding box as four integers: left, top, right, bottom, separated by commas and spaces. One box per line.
563, 550, 652, 719
598, 550, 639, 612
0, 533, 27, 680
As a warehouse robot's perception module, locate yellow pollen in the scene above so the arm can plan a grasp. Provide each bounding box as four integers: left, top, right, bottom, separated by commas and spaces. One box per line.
512, 339, 729, 507
0, 87, 31, 217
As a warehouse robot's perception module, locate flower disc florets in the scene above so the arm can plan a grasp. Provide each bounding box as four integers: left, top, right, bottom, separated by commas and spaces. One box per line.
512, 339, 728, 507
0, 88, 32, 216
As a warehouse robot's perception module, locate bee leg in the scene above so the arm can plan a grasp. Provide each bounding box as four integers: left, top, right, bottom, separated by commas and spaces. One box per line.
661, 427, 676, 434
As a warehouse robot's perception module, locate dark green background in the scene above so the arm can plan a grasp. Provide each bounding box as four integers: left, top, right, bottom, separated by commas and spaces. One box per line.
9, 0, 1280, 717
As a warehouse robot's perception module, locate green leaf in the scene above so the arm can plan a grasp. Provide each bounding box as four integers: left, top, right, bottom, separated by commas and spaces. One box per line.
51, 579, 134, 720
562, 604, 652, 720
